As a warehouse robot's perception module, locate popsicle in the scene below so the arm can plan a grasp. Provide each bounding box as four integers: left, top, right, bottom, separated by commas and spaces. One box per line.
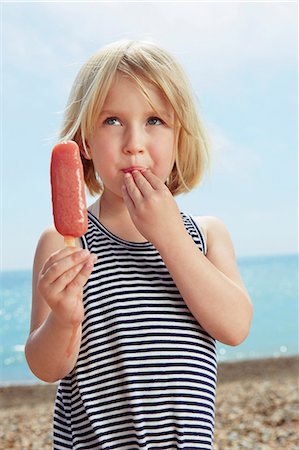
50, 141, 88, 246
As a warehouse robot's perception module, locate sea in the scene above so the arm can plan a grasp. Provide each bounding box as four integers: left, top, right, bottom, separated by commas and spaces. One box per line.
0, 254, 298, 386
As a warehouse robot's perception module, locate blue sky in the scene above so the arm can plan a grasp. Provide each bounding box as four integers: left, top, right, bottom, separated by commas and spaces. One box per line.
1, 1, 298, 270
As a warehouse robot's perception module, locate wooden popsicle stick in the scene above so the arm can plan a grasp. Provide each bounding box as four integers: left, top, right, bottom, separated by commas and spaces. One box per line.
64, 236, 76, 247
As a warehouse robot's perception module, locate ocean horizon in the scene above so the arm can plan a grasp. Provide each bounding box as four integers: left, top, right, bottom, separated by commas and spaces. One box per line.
1, 253, 298, 386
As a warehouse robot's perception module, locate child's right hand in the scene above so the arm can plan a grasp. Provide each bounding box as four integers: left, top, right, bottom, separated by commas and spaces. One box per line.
37, 247, 96, 329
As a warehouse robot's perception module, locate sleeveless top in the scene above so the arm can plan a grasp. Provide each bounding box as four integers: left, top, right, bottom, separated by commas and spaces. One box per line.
53, 210, 217, 450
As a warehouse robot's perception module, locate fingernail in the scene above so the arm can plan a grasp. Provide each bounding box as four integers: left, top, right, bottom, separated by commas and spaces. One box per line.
80, 249, 90, 257
86, 254, 97, 268
91, 254, 97, 263
85, 260, 94, 269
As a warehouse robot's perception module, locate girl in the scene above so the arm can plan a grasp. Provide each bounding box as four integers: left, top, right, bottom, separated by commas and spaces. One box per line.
25, 40, 252, 450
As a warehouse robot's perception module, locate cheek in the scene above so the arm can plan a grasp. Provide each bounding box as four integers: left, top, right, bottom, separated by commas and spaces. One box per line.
159, 137, 176, 166
90, 141, 116, 168
153, 151, 175, 181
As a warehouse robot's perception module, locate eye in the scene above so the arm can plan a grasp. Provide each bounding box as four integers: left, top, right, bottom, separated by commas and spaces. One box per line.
104, 117, 121, 126
147, 116, 164, 125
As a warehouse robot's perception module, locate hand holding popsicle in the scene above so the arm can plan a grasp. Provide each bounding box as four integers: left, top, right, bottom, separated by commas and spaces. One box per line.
38, 244, 96, 328
44, 141, 94, 339
50, 141, 88, 246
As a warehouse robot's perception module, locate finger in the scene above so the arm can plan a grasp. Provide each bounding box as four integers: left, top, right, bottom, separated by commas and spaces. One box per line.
41, 249, 91, 285
141, 169, 165, 190
65, 254, 97, 294
123, 172, 143, 203
52, 253, 97, 296
42, 246, 83, 275
122, 184, 135, 212
50, 262, 87, 296
131, 170, 153, 197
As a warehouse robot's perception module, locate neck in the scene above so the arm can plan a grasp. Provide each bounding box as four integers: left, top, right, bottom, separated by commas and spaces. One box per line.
98, 190, 147, 243
99, 189, 128, 216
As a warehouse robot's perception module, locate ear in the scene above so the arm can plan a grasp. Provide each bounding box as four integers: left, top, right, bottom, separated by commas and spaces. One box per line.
81, 140, 92, 160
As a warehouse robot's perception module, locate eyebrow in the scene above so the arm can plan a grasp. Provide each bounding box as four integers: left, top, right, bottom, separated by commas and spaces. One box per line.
99, 109, 174, 120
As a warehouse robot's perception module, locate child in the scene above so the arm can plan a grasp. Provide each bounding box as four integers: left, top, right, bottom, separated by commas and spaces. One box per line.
25, 40, 252, 450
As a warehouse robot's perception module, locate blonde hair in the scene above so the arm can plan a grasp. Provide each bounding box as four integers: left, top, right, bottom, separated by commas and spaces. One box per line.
60, 40, 211, 196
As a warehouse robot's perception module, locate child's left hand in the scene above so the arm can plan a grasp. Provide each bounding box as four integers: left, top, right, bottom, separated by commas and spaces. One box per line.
122, 169, 186, 246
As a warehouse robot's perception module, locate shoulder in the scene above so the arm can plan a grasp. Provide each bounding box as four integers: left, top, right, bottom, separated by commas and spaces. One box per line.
38, 225, 64, 248
193, 216, 248, 290
193, 216, 235, 259
34, 226, 82, 267
38, 226, 82, 246
193, 215, 232, 245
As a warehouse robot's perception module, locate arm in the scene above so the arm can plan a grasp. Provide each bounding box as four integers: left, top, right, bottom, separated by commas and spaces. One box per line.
25, 227, 96, 382
122, 170, 253, 346
156, 216, 252, 345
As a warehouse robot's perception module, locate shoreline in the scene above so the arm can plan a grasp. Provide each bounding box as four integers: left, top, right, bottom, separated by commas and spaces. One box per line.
1, 356, 298, 449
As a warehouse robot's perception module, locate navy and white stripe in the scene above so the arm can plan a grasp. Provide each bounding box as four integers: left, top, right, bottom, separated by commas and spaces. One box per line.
53, 211, 217, 449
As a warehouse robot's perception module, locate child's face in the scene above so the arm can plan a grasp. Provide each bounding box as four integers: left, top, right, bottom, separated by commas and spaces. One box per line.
87, 73, 176, 199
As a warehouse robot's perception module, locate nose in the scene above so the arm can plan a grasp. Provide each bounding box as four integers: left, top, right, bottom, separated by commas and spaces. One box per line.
122, 125, 145, 155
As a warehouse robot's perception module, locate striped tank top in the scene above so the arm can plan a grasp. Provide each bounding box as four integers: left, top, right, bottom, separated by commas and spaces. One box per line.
53, 211, 217, 450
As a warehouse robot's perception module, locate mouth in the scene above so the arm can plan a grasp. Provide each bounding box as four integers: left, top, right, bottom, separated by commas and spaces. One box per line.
121, 166, 146, 174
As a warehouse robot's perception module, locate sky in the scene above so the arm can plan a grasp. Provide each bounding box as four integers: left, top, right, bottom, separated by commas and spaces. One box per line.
1, 1, 298, 271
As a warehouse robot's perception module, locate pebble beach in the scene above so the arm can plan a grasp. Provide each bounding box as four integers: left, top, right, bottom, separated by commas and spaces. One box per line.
1, 356, 298, 449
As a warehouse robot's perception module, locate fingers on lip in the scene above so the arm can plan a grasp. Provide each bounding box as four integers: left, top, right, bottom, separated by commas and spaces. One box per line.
122, 168, 147, 174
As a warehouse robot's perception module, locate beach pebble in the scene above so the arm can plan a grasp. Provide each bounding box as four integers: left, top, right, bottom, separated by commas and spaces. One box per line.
1, 357, 298, 449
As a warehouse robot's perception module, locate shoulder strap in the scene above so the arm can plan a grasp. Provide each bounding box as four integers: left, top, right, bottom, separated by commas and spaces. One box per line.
189, 215, 207, 255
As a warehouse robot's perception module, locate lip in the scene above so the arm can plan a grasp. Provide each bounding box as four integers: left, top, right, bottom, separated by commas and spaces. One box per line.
121, 166, 146, 174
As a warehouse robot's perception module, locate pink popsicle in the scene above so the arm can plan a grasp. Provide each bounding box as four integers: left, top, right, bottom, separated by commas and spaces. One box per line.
50, 141, 88, 246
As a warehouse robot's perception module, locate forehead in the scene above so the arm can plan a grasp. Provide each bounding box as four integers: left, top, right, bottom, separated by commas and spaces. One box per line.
103, 72, 173, 114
